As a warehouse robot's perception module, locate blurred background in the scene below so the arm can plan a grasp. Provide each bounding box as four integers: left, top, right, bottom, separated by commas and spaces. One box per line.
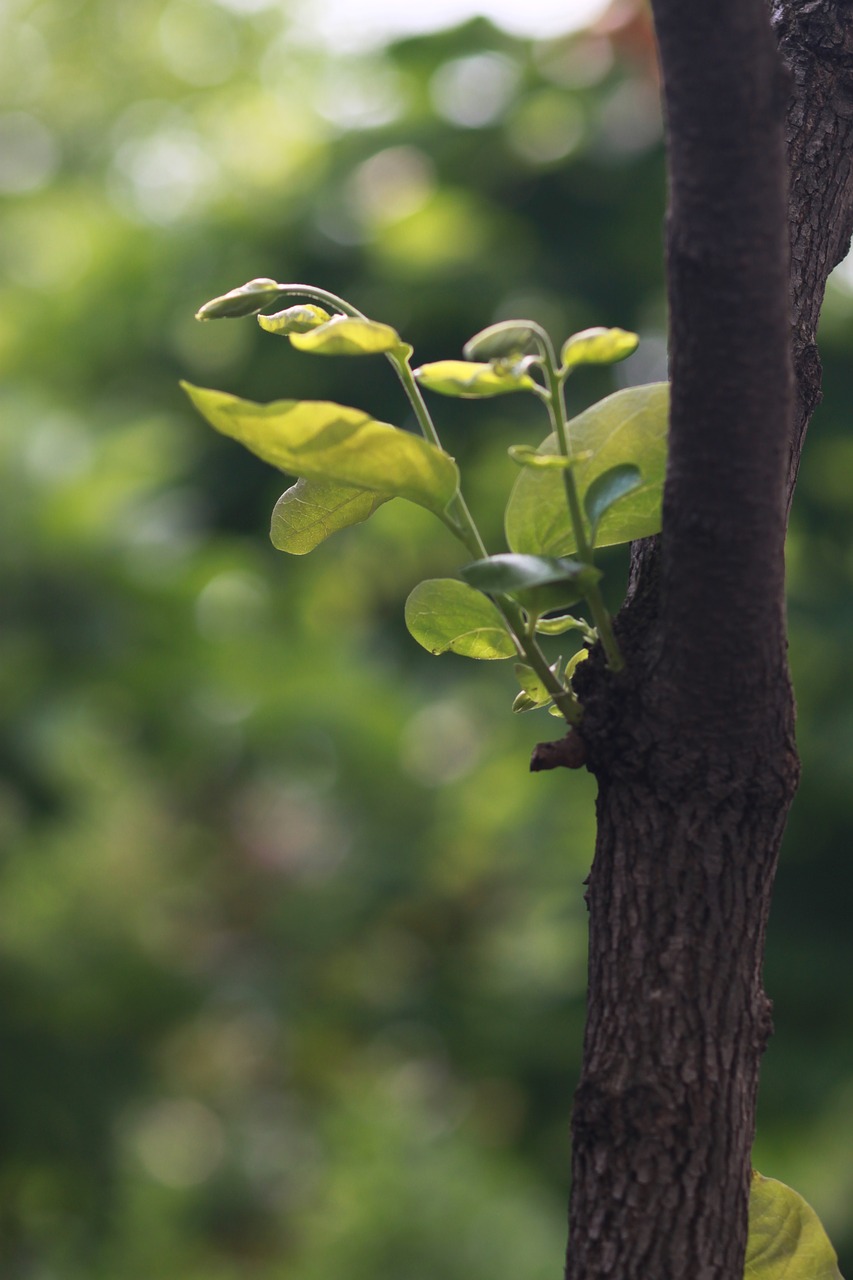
2, 0, 853, 1275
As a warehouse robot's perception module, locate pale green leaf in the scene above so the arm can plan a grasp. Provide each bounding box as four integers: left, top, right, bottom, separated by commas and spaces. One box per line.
534, 614, 588, 637
505, 382, 669, 556
512, 690, 541, 713
560, 326, 639, 371
508, 444, 575, 471
270, 477, 388, 554
258, 304, 331, 336
414, 360, 537, 398
195, 277, 284, 320
584, 463, 643, 542
404, 579, 516, 660
289, 315, 409, 357
746, 1172, 842, 1280
513, 661, 559, 709
181, 383, 459, 517
565, 649, 589, 684
463, 320, 542, 361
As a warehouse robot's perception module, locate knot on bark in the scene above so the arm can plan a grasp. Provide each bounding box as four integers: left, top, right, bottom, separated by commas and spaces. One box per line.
530, 730, 587, 772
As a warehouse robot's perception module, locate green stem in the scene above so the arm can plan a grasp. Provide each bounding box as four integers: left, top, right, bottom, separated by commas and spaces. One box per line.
389, 354, 488, 561
541, 355, 625, 673
499, 596, 582, 725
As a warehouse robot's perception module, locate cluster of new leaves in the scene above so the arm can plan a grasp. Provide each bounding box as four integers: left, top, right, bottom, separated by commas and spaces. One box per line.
183, 277, 668, 726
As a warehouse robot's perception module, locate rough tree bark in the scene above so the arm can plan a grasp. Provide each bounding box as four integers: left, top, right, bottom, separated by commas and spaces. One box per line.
564, 3, 853, 1279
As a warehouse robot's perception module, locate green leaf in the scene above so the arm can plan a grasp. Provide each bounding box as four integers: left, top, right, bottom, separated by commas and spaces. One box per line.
560, 326, 639, 371
181, 383, 459, 517
463, 320, 542, 361
195, 277, 284, 320
404, 579, 516, 660
414, 360, 537, 398
460, 553, 598, 596
289, 315, 409, 357
533, 613, 587, 636
461, 552, 600, 620
565, 649, 589, 684
513, 661, 559, 710
584, 463, 643, 543
258, 304, 332, 336
270, 477, 388, 554
746, 1172, 842, 1280
504, 382, 669, 556
508, 444, 575, 471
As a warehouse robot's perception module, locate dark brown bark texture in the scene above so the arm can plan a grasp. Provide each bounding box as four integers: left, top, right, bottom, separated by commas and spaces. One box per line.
564, 4, 853, 1279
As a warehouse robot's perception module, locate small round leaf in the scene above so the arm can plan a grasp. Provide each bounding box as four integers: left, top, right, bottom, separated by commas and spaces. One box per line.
404, 579, 516, 660
195, 278, 284, 320
290, 315, 409, 357
414, 360, 537, 398
463, 320, 542, 361
560, 326, 639, 371
259, 304, 332, 336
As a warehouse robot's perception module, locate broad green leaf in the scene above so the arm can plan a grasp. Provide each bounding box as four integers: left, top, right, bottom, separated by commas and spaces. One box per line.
463, 320, 542, 361
746, 1172, 842, 1280
181, 383, 459, 517
405, 579, 516, 660
270, 477, 388, 554
584, 463, 643, 542
258, 304, 331, 336
505, 382, 669, 556
289, 315, 409, 357
560, 326, 639, 371
195, 277, 284, 320
414, 360, 537, 398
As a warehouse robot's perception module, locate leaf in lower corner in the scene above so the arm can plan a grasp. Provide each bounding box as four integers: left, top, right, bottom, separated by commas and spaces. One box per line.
404, 579, 516, 660
181, 383, 458, 518
746, 1172, 842, 1280
270, 477, 389, 554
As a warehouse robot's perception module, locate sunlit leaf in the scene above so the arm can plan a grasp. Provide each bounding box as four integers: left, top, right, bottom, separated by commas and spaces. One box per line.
289, 315, 410, 357
505, 382, 669, 555
746, 1172, 842, 1280
181, 383, 459, 517
565, 649, 589, 684
509, 444, 575, 471
560, 326, 639, 371
404, 579, 516, 660
414, 360, 537, 398
258, 304, 332, 336
195, 277, 284, 320
513, 660, 559, 711
270, 477, 389, 554
534, 614, 589, 636
463, 320, 542, 361
584, 463, 642, 543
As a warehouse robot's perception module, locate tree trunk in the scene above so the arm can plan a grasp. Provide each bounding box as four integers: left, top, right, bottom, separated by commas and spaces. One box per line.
564, 3, 853, 1278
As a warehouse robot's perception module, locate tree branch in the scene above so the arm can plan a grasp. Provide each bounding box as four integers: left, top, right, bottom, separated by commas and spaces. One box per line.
651, 0, 793, 738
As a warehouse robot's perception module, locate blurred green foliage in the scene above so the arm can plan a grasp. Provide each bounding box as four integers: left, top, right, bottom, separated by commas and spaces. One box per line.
2, 0, 853, 1275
